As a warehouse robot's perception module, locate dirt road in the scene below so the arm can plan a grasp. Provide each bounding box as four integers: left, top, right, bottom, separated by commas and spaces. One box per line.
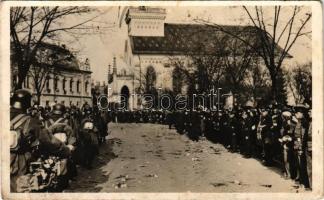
67, 123, 300, 192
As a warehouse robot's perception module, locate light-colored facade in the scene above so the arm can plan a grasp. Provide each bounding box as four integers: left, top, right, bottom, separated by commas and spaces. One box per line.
107, 7, 182, 110
11, 44, 92, 107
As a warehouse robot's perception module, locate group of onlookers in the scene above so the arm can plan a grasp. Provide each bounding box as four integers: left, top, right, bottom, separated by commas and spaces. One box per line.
110, 103, 312, 190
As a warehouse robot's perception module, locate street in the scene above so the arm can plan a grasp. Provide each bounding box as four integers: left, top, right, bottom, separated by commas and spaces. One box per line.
66, 123, 299, 193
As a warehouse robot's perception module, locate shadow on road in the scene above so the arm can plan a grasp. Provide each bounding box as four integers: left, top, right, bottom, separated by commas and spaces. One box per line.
66, 138, 119, 192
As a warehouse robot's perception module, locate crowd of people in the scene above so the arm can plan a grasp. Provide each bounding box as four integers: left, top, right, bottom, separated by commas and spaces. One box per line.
10, 88, 312, 192
10, 89, 109, 192
109, 103, 312, 190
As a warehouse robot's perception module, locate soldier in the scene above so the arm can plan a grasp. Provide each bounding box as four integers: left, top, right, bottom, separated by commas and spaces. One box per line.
94, 107, 108, 144
79, 105, 99, 169
44, 104, 76, 147
10, 89, 72, 192
45, 103, 77, 180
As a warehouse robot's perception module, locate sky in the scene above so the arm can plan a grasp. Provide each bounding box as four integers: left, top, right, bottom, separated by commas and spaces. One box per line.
59, 6, 312, 83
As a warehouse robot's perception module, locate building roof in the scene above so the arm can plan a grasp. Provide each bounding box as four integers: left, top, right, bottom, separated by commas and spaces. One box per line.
130, 23, 291, 57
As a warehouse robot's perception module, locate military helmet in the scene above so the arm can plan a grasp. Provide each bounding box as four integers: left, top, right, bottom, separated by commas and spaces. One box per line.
10, 89, 32, 111
45, 105, 51, 112
52, 103, 66, 115
83, 104, 92, 114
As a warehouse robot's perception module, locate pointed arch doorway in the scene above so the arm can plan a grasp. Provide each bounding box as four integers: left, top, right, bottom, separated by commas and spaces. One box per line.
121, 85, 130, 110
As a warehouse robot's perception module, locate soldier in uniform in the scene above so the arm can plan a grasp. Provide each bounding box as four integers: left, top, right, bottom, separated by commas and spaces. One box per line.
79, 105, 99, 169
10, 89, 72, 192
44, 103, 77, 181
44, 104, 77, 147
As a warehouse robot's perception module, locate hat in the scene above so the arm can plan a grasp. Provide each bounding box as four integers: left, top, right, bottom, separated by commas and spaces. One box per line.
282, 111, 292, 118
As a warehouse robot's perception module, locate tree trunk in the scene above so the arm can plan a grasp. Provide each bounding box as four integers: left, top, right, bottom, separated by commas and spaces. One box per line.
15, 63, 29, 90
270, 73, 277, 102
36, 93, 41, 105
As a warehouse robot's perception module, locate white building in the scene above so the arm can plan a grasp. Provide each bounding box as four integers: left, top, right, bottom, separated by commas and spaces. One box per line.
11, 43, 92, 107
107, 6, 290, 110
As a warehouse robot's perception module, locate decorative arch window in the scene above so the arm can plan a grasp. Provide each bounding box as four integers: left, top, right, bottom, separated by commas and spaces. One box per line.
172, 66, 184, 94
121, 69, 127, 76
145, 66, 156, 92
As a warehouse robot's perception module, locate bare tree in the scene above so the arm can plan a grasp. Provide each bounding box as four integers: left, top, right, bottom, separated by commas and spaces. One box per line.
166, 27, 228, 95
195, 6, 312, 103
286, 62, 312, 105
222, 34, 256, 94
10, 6, 107, 90
245, 59, 271, 104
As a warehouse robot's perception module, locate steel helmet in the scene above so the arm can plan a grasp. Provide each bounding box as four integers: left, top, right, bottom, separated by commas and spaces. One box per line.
10, 89, 32, 111
52, 103, 66, 115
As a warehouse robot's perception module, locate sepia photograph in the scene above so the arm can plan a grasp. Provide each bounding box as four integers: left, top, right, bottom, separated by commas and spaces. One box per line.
0, 1, 323, 200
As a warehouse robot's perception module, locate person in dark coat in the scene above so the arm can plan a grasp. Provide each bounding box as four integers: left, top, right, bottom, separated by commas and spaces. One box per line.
240, 109, 252, 157
293, 105, 310, 188
79, 105, 99, 169
10, 89, 71, 192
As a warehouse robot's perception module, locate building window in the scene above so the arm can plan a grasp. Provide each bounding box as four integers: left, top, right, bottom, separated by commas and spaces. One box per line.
77, 80, 80, 93
54, 76, 59, 92
46, 76, 51, 93
70, 78, 74, 93
61, 101, 65, 105
46, 101, 49, 106
62, 77, 66, 94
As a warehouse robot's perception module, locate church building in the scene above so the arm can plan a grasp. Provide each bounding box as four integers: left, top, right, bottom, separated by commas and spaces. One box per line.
107, 6, 288, 110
